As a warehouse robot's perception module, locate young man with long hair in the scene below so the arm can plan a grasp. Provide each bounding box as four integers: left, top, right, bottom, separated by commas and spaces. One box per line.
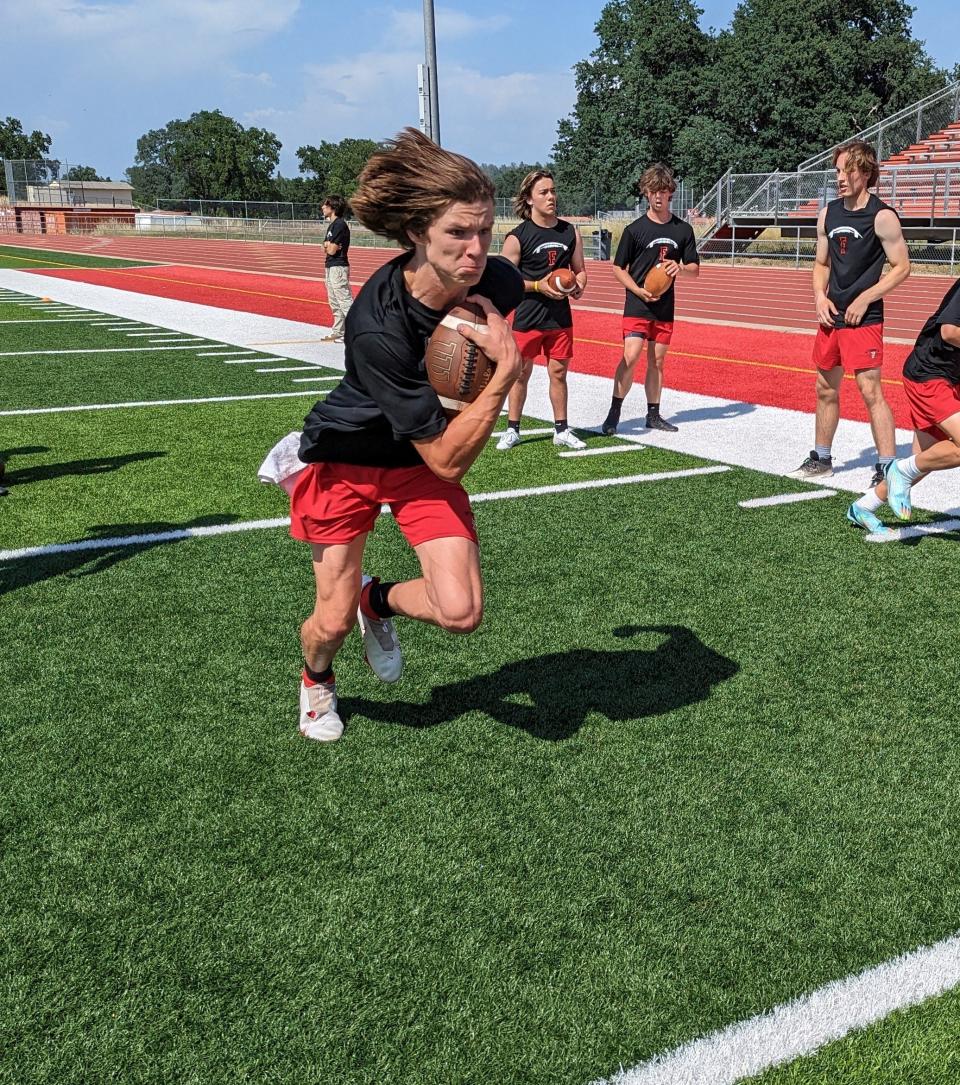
288, 130, 524, 741
497, 170, 588, 451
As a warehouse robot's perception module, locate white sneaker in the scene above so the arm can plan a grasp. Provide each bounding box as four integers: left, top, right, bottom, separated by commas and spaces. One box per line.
553, 427, 586, 450
299, 677, 343, 741
495, 428, 521, 451
358, 574, 404, 682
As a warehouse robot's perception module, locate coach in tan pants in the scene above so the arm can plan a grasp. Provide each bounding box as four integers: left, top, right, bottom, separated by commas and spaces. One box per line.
321, 195, 353, 342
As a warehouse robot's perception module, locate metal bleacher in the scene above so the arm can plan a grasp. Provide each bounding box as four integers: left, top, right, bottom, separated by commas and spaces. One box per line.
695, 80, 960, 264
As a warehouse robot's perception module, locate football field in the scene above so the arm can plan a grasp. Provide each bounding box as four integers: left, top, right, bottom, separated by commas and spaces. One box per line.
3, 267, 960, 1085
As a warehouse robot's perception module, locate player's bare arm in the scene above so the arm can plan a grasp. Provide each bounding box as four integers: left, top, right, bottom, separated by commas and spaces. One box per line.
662, 258, 699, 280
323, 240, 341, 256
843, 209, 911, 327
412, 296, 523, 483
942, 323, 960, 348
612, 262, 655, 303
571, 230, 587, 298
813, 207, 836, 326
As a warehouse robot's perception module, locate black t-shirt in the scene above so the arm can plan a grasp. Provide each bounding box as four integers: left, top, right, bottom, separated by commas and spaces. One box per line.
507, 218, 577, 332
613, 214, 699, 321
300, 252, 524, 467
324, 217, 350, 268
903, 278, 960, 385
823, 194, 894, 329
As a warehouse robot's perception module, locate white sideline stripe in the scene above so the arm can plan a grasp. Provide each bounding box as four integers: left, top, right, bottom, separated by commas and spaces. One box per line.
0, 318, 93, 324
254, 365, 322, 373
559, 445, 647, 459
147, 337, 206, 343
593, 931, 960, 1085
0, 390, 328, 416
197, 350, 257, 357
1, 465, 730, 562
0, 345, 213, 357
739, 490, 836, 508
866, 517, 960, 543
223, 355, 279, 363
490, 426, 556, 439
290, 376, 338, 383
126, 331, 177, 336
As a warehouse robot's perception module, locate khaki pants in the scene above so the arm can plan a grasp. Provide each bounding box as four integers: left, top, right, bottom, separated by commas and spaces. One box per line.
325, 266, 353, 337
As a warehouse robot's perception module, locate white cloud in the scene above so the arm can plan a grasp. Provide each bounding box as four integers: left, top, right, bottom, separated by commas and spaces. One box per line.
5, 0, 300, 76
386, 5, 511, 47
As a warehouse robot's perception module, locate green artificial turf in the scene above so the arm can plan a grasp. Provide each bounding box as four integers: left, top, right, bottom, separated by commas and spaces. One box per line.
0, 244, 155, 270
3, 294, 960, 1085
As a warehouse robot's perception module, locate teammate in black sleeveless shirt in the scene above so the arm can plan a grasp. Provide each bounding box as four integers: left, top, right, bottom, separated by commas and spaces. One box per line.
276, 129, 523, 742
498, 170, 588, 451
848, 276, 960, 532
600, 163, 699, 435
792, 140, 910, 486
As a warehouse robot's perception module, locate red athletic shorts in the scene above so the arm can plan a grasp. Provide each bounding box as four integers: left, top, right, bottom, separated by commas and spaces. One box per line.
289, 462, 477, 547
622, 317, 674, 344
902, 376, 960, 441
513, 326, 574, 361
812, 323, 884, 371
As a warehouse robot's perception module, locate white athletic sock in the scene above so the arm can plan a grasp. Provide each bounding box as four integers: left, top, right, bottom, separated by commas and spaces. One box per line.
898, 455, 923, 482
855, 491, 884, 512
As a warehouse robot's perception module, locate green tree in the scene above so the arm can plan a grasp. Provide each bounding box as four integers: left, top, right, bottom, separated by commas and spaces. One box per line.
63, 165, 107, 182
553, 0, 711, 210
481, 162, 552, 206
708, 0, 948, 175
0, 117, 53, 196
296, 138, 381, 200
126, 110, 281, 205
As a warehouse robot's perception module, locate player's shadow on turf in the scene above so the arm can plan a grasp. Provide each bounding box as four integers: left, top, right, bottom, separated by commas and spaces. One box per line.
3, 450, 166, 486
346, 624, 738, 741
0, 445, 50, 459
667, 401, 756, 425
0, 515, 237, 596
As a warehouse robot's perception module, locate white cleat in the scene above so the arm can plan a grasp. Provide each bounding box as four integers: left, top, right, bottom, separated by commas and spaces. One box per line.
553, 427, 587, 450
299, 678, 343, 742
495, 428, 521, 451
358, 574, 404, 682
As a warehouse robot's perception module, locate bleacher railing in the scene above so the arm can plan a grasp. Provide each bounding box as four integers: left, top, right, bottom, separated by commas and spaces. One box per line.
691, 163, 960, 223
798, 80, 960, 171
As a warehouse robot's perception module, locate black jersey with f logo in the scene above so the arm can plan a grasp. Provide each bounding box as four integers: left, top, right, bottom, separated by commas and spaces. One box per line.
824, 194, 895, 328
507, 218, 577, 332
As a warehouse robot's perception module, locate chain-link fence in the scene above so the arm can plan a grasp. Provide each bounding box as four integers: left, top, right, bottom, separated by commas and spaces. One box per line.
2, 159, 132, 206
697, 223, 960, 272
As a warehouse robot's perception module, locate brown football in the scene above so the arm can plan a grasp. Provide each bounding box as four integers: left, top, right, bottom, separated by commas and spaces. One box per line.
547, 267, 577, 294
643, 263, 673, 299
424, 301, 495, 414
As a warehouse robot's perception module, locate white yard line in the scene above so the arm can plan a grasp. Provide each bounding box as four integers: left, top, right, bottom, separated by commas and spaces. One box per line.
0, 345, 212, 357
197, 350, 258, 357
146, 337, 207, 344
0, 318, 94, 324
290, 376, 338, 383
559, 445, 647, 459
592, 932, 960, 1085
866, 517, 960, 543
0, 390, 329, 416
255, 365, 323, 373
0, 465, 730, 562
739, 490, 836, 508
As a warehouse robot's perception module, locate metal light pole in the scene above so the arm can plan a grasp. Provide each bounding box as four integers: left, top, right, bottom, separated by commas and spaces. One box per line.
422, 0, 440, 145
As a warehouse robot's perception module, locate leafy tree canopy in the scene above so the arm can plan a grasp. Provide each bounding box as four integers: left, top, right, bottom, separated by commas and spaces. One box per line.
0, 117, 53, 196
296, 138, 381, 200
126, 110, 281, 204
63, 165, 107, 182
554, 0, 951, 198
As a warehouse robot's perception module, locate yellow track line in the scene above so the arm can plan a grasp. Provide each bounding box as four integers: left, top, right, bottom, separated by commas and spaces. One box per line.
575, 336, 902, 386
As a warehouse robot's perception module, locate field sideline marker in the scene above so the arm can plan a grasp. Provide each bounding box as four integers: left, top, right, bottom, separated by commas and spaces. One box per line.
592, 931, 960, 1085
739, 490, 836, 508
0, 390, 330, 416
0, 465, 730, 562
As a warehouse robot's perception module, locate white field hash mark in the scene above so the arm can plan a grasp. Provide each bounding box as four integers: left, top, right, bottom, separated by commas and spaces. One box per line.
739, 489, 836, 508
592, 931, 960, 1085
0, 466, 729, 562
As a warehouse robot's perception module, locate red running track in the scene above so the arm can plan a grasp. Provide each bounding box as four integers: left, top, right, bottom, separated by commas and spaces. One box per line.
26, 260, 915, 427
2, 232, 954, 342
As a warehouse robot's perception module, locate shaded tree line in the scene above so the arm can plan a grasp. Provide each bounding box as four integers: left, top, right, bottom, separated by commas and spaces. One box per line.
553, 0, 956, 210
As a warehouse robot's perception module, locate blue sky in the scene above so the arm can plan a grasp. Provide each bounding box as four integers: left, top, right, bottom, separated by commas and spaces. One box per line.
1, 1, 957, 182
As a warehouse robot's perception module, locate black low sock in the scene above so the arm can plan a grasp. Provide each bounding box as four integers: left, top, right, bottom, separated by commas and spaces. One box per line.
304, 663, 334, 684
647, 402, 660, 417
369, 580, 398, 619
609, 395, 624, 415
507, 420, 521, 433
555, 419, 567, 433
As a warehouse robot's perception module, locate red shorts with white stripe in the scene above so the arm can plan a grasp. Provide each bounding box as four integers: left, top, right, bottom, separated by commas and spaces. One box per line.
513, 326, 574, 361
290, 462, 477, 547
902, 376, 960, 441
812, 323, 884, 372
622, 317, 674, 344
